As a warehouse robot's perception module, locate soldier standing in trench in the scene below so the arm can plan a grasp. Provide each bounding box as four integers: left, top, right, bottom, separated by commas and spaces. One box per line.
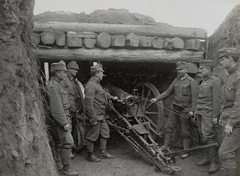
195, 60, 222, 174
218, 48, 240, 176
47, 61, 79, 176
151, 61, 198, 159
61, 61, 86, 156
84, 63, 118, 162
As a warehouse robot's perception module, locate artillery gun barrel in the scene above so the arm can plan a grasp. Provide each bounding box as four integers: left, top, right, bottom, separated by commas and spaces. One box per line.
104, 84, 137, 107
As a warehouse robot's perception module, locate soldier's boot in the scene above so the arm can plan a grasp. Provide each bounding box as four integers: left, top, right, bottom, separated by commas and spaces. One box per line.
160, 134, 171, 151
197, 150, 210, 166
86, 140, 100, 162
208, 147, 219, 174
218, 168, 236, 176
180, 138, 190, 159
54, 147, 63, 171
60, 148, 79, 176
99, 137, 114, 159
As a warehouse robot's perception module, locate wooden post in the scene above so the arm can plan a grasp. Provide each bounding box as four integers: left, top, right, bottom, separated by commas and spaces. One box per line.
152, 37, 163, 49
140, 37, 152, 48
96, 32, 111, 48
83, 38, 96, 49
40, 29, 56, 45
126, 33, 139, 48
31, 33, 40, 45
111, 35, 125, 47
56, 31, 65, 46
67, 31, 82, 48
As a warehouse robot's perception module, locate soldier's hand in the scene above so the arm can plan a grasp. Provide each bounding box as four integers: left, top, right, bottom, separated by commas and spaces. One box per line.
150, 98, 158, 103
63, 123, 70, 131
225, 124, 233, 136
213, 118, 218, 125
112, 96, 118, 101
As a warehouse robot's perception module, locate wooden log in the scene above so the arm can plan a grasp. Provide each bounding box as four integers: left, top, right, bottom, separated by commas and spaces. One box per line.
152, 37, 163, 49
163, 37, 184, 50
31, 33, 40, 45
56, 31, 65, 46
126, 33, 139, 48
33, 48, 204, 63
40, 30, 56, 45
67, 31, 82, 48
140, 37, 152, 48
34, 22, 208, 39
96, 32, 111, 48
184, 39, 201, 50
83, 38, 96, 49
111, 35, 125, 47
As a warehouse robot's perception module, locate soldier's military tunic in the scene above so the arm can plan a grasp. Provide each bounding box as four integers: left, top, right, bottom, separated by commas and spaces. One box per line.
157, 74, 198, 138
47, 77, 74, 149
196, 74, 222, 143
219, 64, 240, 169
84, 76, 113, 141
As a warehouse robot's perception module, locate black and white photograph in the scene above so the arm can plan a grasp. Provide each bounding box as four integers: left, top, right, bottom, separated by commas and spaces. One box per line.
0, 0, 240, 176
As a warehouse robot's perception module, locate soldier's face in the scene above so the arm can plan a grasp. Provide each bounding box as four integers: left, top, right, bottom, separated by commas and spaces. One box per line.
200, 67, 210, 77
68, 68, 78, 76
220, 56, 232, 69
96, 71, 104, 81
177, 68, 187, 77
57, 70, 66, 80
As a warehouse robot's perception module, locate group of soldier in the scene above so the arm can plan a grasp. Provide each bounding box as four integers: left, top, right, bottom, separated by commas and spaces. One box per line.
46, 47, 240, 176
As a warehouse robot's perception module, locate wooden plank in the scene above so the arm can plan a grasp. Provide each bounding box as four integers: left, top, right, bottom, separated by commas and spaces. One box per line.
33, 48, 204, 63
56, 31, 65, 46
126, 33, 139, 48
152, 37, 163, 49
34, 22, 208, 39
40, 30, 56, 45
83, 38, 96, 49
184, 39, 201, 50
96, 32, 111, 48
111, 35, 125, 47
31, 33, 40, 45
67, 31, 82, 48
140, 37, 152, 48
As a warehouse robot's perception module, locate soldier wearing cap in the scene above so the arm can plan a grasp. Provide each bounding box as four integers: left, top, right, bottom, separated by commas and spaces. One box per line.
47, 60, 79, 176
151, 61, 198, 159
195, 60, 222, 174
84, 63, 118, 162
60, 61, 86, 154
217, 47, 240, 176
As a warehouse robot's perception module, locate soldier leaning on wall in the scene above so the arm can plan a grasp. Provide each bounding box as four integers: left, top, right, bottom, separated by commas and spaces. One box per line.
217, 47, 240, 176
47, 61, 79, 176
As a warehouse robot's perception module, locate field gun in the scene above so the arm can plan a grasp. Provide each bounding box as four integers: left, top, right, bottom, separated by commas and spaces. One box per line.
104, 84, 219, 175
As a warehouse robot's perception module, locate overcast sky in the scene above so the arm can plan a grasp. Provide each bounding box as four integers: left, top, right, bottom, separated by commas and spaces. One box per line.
34, 0, 239, 36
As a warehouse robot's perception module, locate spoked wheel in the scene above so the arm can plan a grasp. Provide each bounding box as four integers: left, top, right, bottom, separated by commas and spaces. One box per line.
133, 82, 164, 140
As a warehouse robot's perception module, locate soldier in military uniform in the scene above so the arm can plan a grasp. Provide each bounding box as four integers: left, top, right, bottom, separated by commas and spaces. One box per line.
218, 48, 240, 176
61, 61, 85, 155
195, 60, 222, 174
84, 63, 118, 162
47, 61, 79, 176
151, 61, 198, 159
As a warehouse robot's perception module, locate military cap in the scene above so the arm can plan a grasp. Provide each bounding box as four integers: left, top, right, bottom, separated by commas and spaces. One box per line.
199, 60, 215, 69
219, 47, 240, 58
176, 61, 188, 70
90, 64, 104, 74
67, 61, 79, 70
187, 62, 198, 74
50, 60, 67, 72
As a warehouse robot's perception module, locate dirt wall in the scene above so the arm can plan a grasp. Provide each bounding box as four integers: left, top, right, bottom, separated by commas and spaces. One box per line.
0, 0, 57, 175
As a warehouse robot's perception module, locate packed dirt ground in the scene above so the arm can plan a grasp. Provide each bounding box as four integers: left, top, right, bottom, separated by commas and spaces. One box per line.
70, 133, 220, 176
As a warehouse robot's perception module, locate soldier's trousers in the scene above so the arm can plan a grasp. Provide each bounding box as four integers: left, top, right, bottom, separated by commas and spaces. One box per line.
219, 127, 240, 169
